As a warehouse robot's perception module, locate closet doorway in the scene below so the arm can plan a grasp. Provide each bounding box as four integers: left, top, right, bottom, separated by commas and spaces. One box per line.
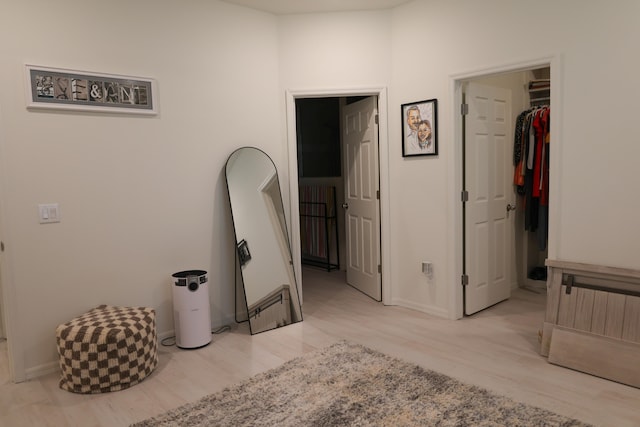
286, 89, 389, 304
454, 61, 555, 317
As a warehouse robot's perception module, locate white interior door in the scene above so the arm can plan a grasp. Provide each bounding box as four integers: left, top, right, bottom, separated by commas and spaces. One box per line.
0, 200, 4, 339
464, 82, 513, 315
342, 97, 381, 301
0, 251, 4, 339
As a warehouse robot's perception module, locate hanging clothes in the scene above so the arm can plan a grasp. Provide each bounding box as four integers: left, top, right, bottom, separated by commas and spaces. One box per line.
512, 105, 550, 250
537, 115, 550, 250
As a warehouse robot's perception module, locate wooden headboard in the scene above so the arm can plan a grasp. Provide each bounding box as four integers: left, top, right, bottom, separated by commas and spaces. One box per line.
541, 260, 640, 388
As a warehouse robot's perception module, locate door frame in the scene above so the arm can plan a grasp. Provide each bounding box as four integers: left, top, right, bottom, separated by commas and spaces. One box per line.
0, 104, 23, 382
285, 87, 391, 305
449, 56, 563, 319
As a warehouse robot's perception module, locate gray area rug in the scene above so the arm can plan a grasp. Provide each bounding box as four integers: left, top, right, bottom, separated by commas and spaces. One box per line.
131, 341, 590, 426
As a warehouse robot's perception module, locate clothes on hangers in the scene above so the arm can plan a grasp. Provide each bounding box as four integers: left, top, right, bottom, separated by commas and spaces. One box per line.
512, 105, 550, 250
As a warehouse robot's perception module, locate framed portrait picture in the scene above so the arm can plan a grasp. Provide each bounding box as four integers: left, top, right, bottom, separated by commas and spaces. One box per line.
24, 65, 157, 115
401, 98, 437, 157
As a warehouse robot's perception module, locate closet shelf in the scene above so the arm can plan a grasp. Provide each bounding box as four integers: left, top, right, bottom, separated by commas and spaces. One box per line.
528, 79, 550, 106
530, 96, 550, 103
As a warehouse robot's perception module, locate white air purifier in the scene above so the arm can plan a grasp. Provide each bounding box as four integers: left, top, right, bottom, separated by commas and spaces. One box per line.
171, 270, 212, 349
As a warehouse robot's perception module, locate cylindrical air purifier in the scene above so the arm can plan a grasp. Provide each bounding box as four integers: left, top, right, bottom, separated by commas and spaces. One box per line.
171, 270, 212, 349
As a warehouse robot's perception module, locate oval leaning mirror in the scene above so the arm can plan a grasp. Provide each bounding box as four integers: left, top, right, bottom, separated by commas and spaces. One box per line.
225, 147, 303, 334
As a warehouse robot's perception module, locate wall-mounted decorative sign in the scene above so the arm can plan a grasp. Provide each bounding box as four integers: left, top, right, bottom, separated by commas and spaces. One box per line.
25, 65, 157, 115
401, 98, 438, 157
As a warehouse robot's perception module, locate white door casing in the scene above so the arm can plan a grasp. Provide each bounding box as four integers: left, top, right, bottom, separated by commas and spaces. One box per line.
464, 82, 513, 315
0, 243, 4, 340
0, 102, 23, 382
450, 57, 559, 320
342, 97, 381, 301
285, 87, 390, 307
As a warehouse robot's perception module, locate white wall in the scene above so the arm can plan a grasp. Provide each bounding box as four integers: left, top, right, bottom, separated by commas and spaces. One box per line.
388, 0, 640, 314
0, 0, 282, 378
3, 0, 640, 379
278, 12, 392, 88
280, 0, 640, 319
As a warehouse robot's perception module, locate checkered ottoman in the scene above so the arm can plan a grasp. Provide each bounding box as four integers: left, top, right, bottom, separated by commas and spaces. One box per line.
55, 305, 158, 394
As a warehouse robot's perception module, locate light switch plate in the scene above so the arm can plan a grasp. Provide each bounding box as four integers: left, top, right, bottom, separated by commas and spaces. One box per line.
39, 203, 60, 224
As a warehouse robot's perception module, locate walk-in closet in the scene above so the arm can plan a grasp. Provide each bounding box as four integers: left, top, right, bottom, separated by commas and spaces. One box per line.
471, 66, 551, 293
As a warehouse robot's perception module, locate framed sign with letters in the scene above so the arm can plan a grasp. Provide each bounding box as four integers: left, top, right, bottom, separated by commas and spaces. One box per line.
25, 65, 157, 115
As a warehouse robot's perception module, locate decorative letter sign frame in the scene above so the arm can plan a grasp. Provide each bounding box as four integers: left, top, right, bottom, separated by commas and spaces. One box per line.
25, 65, 157, 115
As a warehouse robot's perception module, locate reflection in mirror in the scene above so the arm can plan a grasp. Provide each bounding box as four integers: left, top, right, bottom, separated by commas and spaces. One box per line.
225, 147, 303, 334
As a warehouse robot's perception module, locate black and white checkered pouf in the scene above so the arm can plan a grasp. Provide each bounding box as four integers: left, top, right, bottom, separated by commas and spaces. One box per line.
55, 304, 158, 393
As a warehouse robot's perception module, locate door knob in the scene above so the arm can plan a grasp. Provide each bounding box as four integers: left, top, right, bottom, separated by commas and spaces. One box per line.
506, 203, 516, 212
342, 203, 349, 209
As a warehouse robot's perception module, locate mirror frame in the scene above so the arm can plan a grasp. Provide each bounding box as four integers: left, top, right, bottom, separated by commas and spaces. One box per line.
225, 147, 303, 334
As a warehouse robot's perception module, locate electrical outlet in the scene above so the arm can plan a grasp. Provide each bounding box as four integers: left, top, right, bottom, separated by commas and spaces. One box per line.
422, 262, 433, 277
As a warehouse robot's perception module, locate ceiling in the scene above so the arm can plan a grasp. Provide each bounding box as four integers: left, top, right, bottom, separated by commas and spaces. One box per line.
220, 0, 413, 15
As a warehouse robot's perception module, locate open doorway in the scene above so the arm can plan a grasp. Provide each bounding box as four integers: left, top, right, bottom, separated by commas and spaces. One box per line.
288, 93, 385, 303
452, 59, 556, 318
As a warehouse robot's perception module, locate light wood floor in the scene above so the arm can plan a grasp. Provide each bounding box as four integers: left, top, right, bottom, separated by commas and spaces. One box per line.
1, 267, 639, 426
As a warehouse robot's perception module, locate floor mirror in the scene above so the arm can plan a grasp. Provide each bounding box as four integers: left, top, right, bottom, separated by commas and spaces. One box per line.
225, 147, 303, 334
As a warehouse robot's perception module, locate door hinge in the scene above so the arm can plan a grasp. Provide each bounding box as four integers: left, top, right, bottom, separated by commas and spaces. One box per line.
461, 103, 469, 115
378, 264, 382, 274
376, 190, 380, 200
375, 114, 379, 125
461, 190, 469, 202
461, 274, 469, 286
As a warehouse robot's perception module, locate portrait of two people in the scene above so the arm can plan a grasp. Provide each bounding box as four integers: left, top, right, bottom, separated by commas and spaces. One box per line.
402, 99, 437, 157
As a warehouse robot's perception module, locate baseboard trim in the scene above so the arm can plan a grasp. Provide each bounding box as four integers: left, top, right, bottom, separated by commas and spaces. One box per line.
25, 361, 59, 380
390, 298, 449, 318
